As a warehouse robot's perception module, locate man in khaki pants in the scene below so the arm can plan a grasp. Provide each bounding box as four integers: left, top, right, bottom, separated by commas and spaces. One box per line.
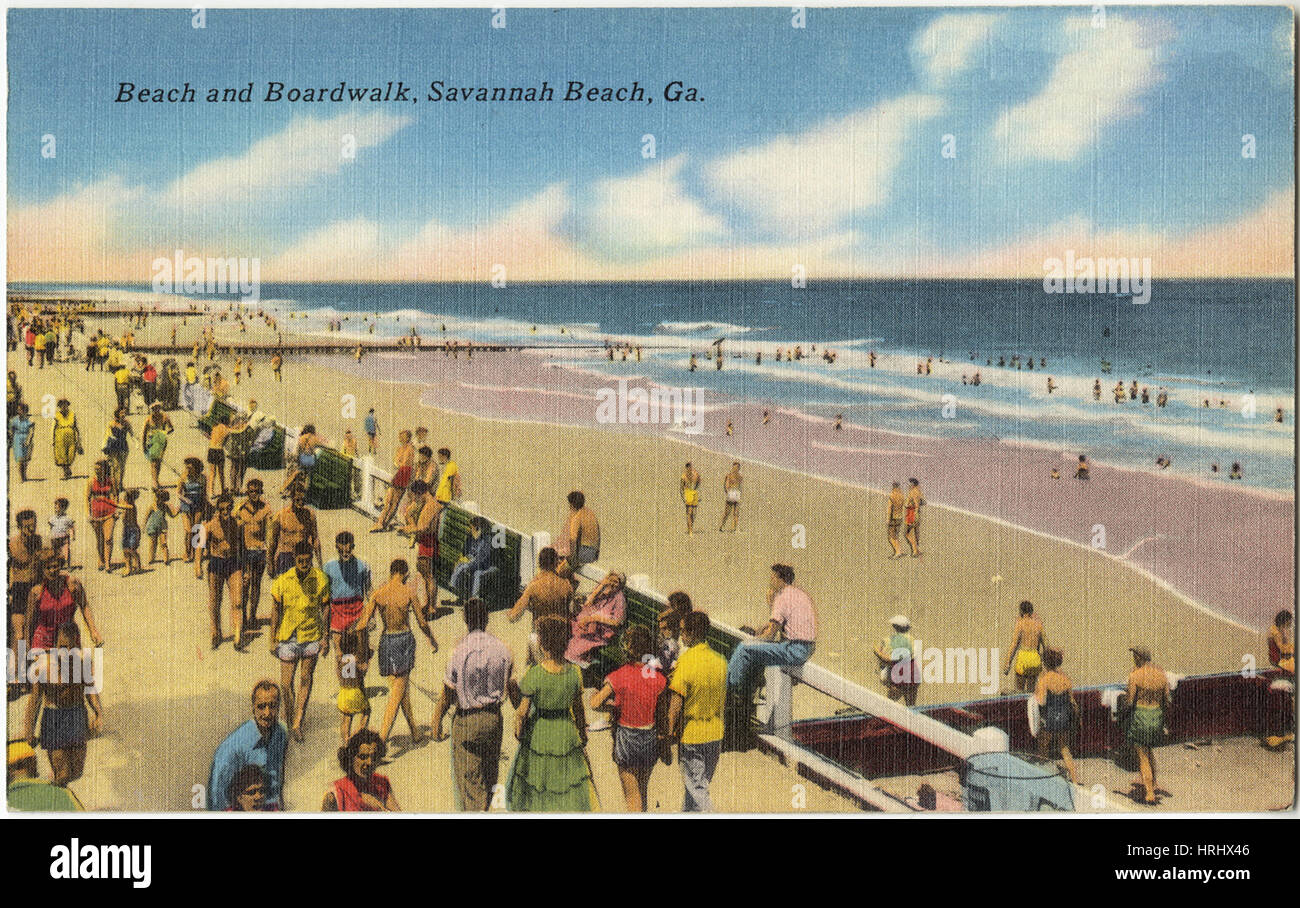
432, 598, 520, 810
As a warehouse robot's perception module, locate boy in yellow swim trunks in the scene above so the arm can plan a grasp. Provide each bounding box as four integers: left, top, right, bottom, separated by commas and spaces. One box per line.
1002, 600, 1046, 693
680, 462, 701, 535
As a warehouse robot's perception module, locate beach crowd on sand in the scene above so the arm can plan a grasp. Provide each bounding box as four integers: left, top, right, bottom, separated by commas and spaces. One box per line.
6, 299, 1295, 813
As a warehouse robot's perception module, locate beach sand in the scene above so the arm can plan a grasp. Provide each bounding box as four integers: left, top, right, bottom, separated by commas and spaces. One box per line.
5, 306, 1291, 811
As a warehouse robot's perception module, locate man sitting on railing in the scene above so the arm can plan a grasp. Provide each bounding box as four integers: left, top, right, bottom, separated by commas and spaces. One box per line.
723, 564, 816, 750
446, 516, 495, 605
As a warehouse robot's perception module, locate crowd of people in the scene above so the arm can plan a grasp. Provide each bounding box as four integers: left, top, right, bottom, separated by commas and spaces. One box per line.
7, 300, 1293, 814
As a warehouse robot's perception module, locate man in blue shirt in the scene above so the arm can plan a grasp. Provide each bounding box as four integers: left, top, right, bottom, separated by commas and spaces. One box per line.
323, 530, 373, 650
447, 516, 496, 604
364, 409, 378, 455
208, 680, 287, 810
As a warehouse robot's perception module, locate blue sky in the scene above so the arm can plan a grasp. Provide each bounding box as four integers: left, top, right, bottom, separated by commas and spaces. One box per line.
7, 6, 1294, 281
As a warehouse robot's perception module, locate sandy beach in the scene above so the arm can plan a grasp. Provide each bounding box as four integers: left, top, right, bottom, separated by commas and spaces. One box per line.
5, 304, 1293, 811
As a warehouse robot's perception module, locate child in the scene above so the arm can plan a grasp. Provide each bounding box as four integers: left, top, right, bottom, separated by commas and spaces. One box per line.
336, 629, 371, 745
342, 429, 357, 458
48, 498, 76, 568
118, 489, 143, 576
145, 488, 174, 565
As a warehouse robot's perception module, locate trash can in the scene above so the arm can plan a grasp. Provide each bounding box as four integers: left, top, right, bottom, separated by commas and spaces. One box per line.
963, 751, 1074, 812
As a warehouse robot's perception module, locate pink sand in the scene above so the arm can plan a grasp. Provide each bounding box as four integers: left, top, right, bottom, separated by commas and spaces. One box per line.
326, 348, 1294, 630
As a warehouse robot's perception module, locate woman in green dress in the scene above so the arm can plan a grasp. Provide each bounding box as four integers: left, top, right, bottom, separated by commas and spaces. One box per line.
506, 617, 598, 812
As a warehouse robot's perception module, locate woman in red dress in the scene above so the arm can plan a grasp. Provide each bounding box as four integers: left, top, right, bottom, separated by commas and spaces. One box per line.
321, 728, 399, 811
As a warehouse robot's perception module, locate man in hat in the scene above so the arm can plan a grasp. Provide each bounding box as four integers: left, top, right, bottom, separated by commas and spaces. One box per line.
1124, 645, 1169, 805
875, 615, 921, 705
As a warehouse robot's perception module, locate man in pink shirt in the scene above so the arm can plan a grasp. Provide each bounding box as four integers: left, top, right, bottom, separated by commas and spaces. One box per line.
726, 563, 816, 697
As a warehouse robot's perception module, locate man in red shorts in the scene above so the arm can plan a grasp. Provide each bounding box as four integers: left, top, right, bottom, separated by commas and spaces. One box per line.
372, 430, 414, 532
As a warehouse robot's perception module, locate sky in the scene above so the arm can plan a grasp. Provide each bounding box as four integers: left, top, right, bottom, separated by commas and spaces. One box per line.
6, 6, 1295, 282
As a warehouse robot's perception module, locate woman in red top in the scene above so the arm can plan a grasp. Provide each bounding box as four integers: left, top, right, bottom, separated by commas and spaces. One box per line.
86, 458, 117, 571
590, 625, 667, 812
322, 728, 398, 811
25, 550, 100, 652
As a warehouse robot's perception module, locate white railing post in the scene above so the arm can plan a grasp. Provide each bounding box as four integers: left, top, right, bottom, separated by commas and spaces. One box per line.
359, 456, 375, 513
524, 531, 550, 583
761, 666, 794, 739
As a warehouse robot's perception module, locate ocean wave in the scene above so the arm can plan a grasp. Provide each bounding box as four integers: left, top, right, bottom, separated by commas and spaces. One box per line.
654, 320, 755, 336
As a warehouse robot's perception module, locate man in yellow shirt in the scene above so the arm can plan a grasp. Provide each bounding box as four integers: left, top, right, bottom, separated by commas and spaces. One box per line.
269, 541, 331, 741
434, 447, 460, 503
114, 363, 132, 412
665, 611, 727, 812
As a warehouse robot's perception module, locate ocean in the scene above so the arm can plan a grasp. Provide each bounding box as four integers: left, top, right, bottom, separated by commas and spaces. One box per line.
13, 279, 1296, 490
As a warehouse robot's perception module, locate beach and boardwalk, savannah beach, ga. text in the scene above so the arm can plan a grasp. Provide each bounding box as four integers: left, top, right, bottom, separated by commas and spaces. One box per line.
113, 80, 702, 105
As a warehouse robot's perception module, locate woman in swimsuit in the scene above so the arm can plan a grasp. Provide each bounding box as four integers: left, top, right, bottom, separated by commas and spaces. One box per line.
177, 456, 208, 577
142, 405, 173, 488
22, 550, 104, 775
102, 407, 133, 492
1034, 648, 1079, 785
23, 620, 102, 785
680, 463, 701, 535
86, 459, 117, 572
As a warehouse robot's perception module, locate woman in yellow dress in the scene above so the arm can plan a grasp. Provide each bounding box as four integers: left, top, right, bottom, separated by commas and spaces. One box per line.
51, 398, 81, 480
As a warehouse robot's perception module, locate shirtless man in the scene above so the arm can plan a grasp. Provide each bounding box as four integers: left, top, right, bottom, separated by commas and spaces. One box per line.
405, 482, 441, 614
565, 491, 600, 569
1002, 601, 1046, 692
207, 413, 242, 498
1125, 646, 1170, 805
271, 352, 283, 382
372, 430, 414, 532
904, 479, 924, 557
355, 559, 438, 743
719, 462, 742, 532
508, 546, 574, 664
267, 483, 321, 577
680, 463, 701, 535
237, 480, 272, 629
886, 482, 906, 559
203, 494, 245, 651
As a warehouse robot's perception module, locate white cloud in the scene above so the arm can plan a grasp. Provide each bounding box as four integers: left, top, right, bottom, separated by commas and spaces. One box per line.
992, 16, 1160, 161
7, 177, 152, 281
579, 155, 727, 257
159, 110, 412, 207
706, 93, 944, 234
912, 13, 1004, 85
262, 217, 383, 281
937, 188, 1295, 278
